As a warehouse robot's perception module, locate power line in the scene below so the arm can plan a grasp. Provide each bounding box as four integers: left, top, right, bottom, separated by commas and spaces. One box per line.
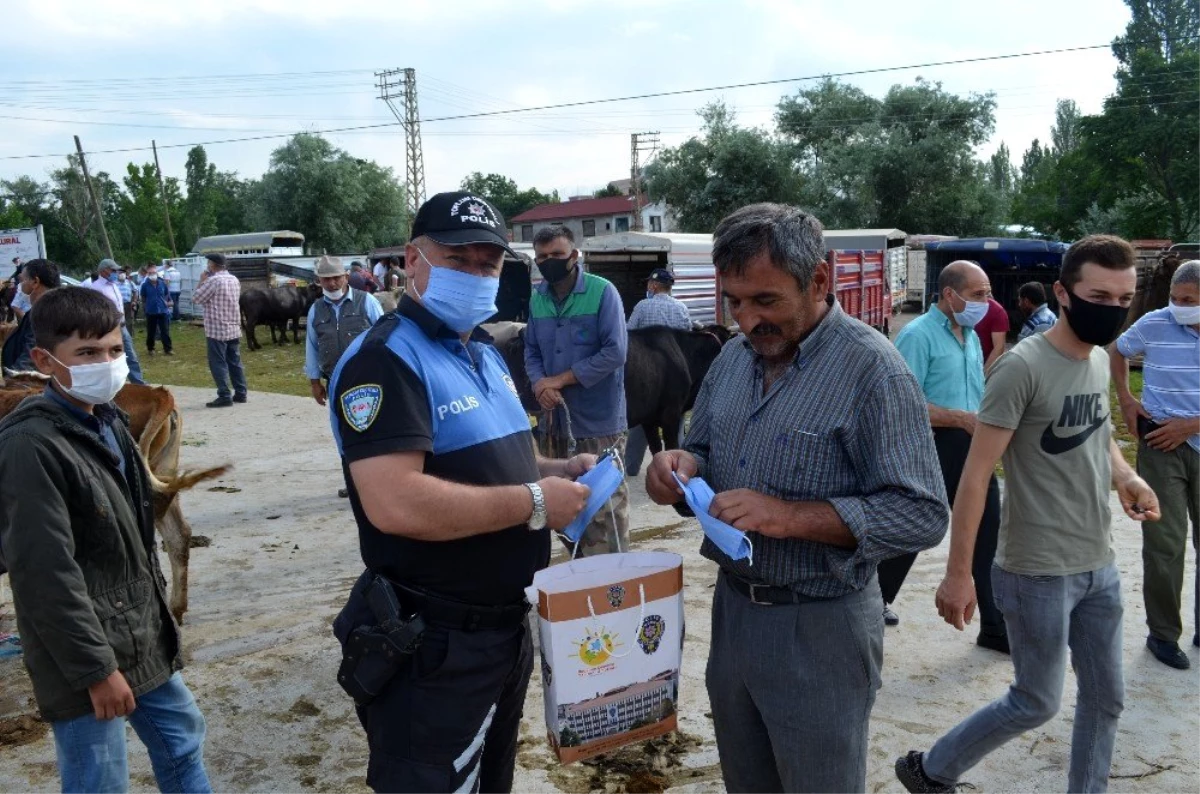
0, 39, 1195, 163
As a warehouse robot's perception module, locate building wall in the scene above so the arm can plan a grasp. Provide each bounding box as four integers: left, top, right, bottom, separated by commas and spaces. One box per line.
559, 680, 673, 744
513, 214, 634, 244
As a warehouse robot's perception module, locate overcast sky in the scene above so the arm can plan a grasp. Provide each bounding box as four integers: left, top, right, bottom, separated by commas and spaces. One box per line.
2, 0, 1132, 205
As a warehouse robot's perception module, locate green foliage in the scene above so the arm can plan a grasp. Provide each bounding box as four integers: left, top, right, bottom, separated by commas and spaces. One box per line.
775, 78, 1001, 235
459, 172, 557, 223
647, 102, 803, 233
252, 134, 408, 253
593, 183, 625, 198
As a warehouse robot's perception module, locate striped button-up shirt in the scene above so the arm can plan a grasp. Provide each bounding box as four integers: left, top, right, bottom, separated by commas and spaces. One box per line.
685, 302, 949, 598
627, 292, 692, 330
191, 270, 242, 341
1116, 306, 1200, 452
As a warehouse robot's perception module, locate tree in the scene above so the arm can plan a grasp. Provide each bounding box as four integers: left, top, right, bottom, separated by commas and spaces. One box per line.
776, 78, 1002, 234
646, 102, 803, 233
459, 172, 557, 222
254, 134, 407, 252
1050, 100, 1084, 156
593, 183, 625, 198
1080, 0, 1199, 239
182, 146, 253, 247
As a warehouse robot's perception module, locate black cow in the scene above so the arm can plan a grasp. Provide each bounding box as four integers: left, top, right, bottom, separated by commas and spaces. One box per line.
483, 323, 724, 454
239, 285, 316, 351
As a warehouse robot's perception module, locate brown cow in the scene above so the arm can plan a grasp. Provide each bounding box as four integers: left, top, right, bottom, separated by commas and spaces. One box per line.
0, 376, 227, 622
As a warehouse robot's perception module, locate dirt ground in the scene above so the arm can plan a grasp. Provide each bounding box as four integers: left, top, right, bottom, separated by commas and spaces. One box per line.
0, 386, 1197, 793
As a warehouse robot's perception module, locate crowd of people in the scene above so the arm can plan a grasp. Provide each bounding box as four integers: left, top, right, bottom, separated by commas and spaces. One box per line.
0, 191, 1195, 794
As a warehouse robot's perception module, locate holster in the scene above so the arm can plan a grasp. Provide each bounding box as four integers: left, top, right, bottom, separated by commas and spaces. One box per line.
336, 575, 425, 707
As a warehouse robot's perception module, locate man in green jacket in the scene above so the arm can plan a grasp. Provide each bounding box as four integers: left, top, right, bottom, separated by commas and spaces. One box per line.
0, 286, 211, 794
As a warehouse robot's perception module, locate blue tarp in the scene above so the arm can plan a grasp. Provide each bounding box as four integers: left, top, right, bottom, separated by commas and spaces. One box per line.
925, 238, 1071, 269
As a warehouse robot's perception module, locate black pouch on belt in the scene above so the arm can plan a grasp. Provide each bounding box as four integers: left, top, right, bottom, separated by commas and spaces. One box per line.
336, 575, 426, 707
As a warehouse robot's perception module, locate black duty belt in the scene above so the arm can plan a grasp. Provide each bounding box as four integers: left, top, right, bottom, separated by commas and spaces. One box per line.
386, 578, 530, 631
722, 571, 829, 606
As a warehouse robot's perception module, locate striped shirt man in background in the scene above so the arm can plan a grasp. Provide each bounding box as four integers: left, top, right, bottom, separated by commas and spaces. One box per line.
1112, 259, 1200, 669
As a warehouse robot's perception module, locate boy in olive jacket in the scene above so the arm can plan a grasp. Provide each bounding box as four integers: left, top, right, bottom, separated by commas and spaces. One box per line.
0, 287, 211, 794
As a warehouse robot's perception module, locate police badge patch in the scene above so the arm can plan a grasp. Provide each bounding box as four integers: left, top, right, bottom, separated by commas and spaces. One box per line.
341, 385, 383, 432
606, 585, 625, 608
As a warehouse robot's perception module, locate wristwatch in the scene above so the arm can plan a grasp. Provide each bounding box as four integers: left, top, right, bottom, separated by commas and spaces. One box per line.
525, 483, 548, 531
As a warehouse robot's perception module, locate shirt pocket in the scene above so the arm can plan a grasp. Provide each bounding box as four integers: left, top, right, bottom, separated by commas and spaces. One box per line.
761, 428, 846, 498
569, 315, 599, 348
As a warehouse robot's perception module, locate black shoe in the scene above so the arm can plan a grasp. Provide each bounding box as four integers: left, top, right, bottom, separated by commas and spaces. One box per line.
1193, 632, 1198, 648
206, 397, 234, 408
164, 350, 173, 356
146, 349, 155, 356
895, 751, 963, 793
883, 604, 900, 626
1146, 636, 1191, 669
976, 631, 1010, 654
232, 393, 248, 404
337, 488, 349, 499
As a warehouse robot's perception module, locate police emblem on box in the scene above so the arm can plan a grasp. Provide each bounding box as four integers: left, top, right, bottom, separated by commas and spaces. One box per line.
607, 585, 625, 608
341, 385, 383, 432
638, 615, 665, 655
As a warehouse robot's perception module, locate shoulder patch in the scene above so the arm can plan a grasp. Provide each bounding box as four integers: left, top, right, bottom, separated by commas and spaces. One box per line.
341, 384, 383, 432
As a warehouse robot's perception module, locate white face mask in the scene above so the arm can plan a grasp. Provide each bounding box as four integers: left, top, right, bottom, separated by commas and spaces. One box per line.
323, 288, 345, 301
47, 353, 129, 405
148, 273, 159, 281
1168, 300, 1200, 326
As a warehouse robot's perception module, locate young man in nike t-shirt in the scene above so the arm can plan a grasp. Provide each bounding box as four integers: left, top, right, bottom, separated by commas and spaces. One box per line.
895, 235, 1162, 794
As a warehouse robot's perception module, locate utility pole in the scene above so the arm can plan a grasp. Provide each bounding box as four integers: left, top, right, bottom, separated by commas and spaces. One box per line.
152, 140, 178, 258
74, 135, 114, 261
377, 68, 426, 229
630, 131, 660, 231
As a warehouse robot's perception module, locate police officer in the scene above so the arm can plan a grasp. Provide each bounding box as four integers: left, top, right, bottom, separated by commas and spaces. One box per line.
329, 191, 593, 794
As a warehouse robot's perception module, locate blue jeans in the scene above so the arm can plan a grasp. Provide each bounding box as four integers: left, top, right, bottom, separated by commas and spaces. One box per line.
170, 292, 181, 321
206, 337, 247, 399
51, 673, 211, 794
121, 325, 145, 385
924, 563, 1124, 793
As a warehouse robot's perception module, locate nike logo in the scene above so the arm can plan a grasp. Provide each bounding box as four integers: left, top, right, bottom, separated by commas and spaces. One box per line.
1040, 415, 1108, 455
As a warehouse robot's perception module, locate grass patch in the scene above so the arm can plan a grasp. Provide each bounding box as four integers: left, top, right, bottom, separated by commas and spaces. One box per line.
1110, 369, 1144, 469
132, 319, 310, 398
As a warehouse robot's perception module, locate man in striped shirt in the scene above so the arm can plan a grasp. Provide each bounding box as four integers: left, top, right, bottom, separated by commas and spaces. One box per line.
1112, 259, 1200, 669
192, 253, 248, 408
646, 203, 948, 792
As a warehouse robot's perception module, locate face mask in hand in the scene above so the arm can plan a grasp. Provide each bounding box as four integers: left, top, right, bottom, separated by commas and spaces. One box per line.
562, 455, 624, 543
45, 353, 129, 405
673, 473, 753, 563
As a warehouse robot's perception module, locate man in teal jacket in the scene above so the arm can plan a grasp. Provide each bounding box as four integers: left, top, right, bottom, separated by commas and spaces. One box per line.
0, 287, 210, 793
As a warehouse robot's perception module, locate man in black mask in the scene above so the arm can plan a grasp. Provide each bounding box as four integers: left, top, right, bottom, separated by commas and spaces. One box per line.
524, 225, 630, 555
898, 234, 1161, 793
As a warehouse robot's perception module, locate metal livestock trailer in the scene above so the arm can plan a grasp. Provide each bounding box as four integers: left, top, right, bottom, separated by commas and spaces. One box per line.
924, 238, 1071, 336
822, 229, 907, 314
581, 233, 722, 325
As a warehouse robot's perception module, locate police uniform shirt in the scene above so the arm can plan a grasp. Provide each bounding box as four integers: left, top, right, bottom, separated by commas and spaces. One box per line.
330, 295, 545, 605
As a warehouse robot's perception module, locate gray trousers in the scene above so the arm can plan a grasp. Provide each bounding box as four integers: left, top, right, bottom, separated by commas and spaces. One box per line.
924, 563, 1124, 793
707, 570, 883, 793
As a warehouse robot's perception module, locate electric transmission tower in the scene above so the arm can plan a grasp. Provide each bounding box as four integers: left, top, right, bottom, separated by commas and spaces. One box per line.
377, 68, 426, 225
630, 131, 660, 231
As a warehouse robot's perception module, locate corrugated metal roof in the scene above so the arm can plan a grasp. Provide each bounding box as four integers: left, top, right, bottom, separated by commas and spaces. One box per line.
190, 231, 304, 254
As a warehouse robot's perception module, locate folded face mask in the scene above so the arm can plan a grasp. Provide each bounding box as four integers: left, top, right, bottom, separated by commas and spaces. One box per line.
563, 455, 624, 543
672, 473, 753, 564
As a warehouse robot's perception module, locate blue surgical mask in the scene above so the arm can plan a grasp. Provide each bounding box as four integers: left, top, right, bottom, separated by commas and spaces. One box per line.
951, 291, 989, 328
562, 455, 624, 543
106, 273, 119, 283
673, 473, 753, 563
413, 248, 500, 333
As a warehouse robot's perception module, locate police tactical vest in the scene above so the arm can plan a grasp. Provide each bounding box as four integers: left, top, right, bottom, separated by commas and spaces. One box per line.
314, 290, 373, 379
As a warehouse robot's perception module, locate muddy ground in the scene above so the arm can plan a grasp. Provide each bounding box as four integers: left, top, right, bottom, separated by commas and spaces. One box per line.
0, 386, 1196, 792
